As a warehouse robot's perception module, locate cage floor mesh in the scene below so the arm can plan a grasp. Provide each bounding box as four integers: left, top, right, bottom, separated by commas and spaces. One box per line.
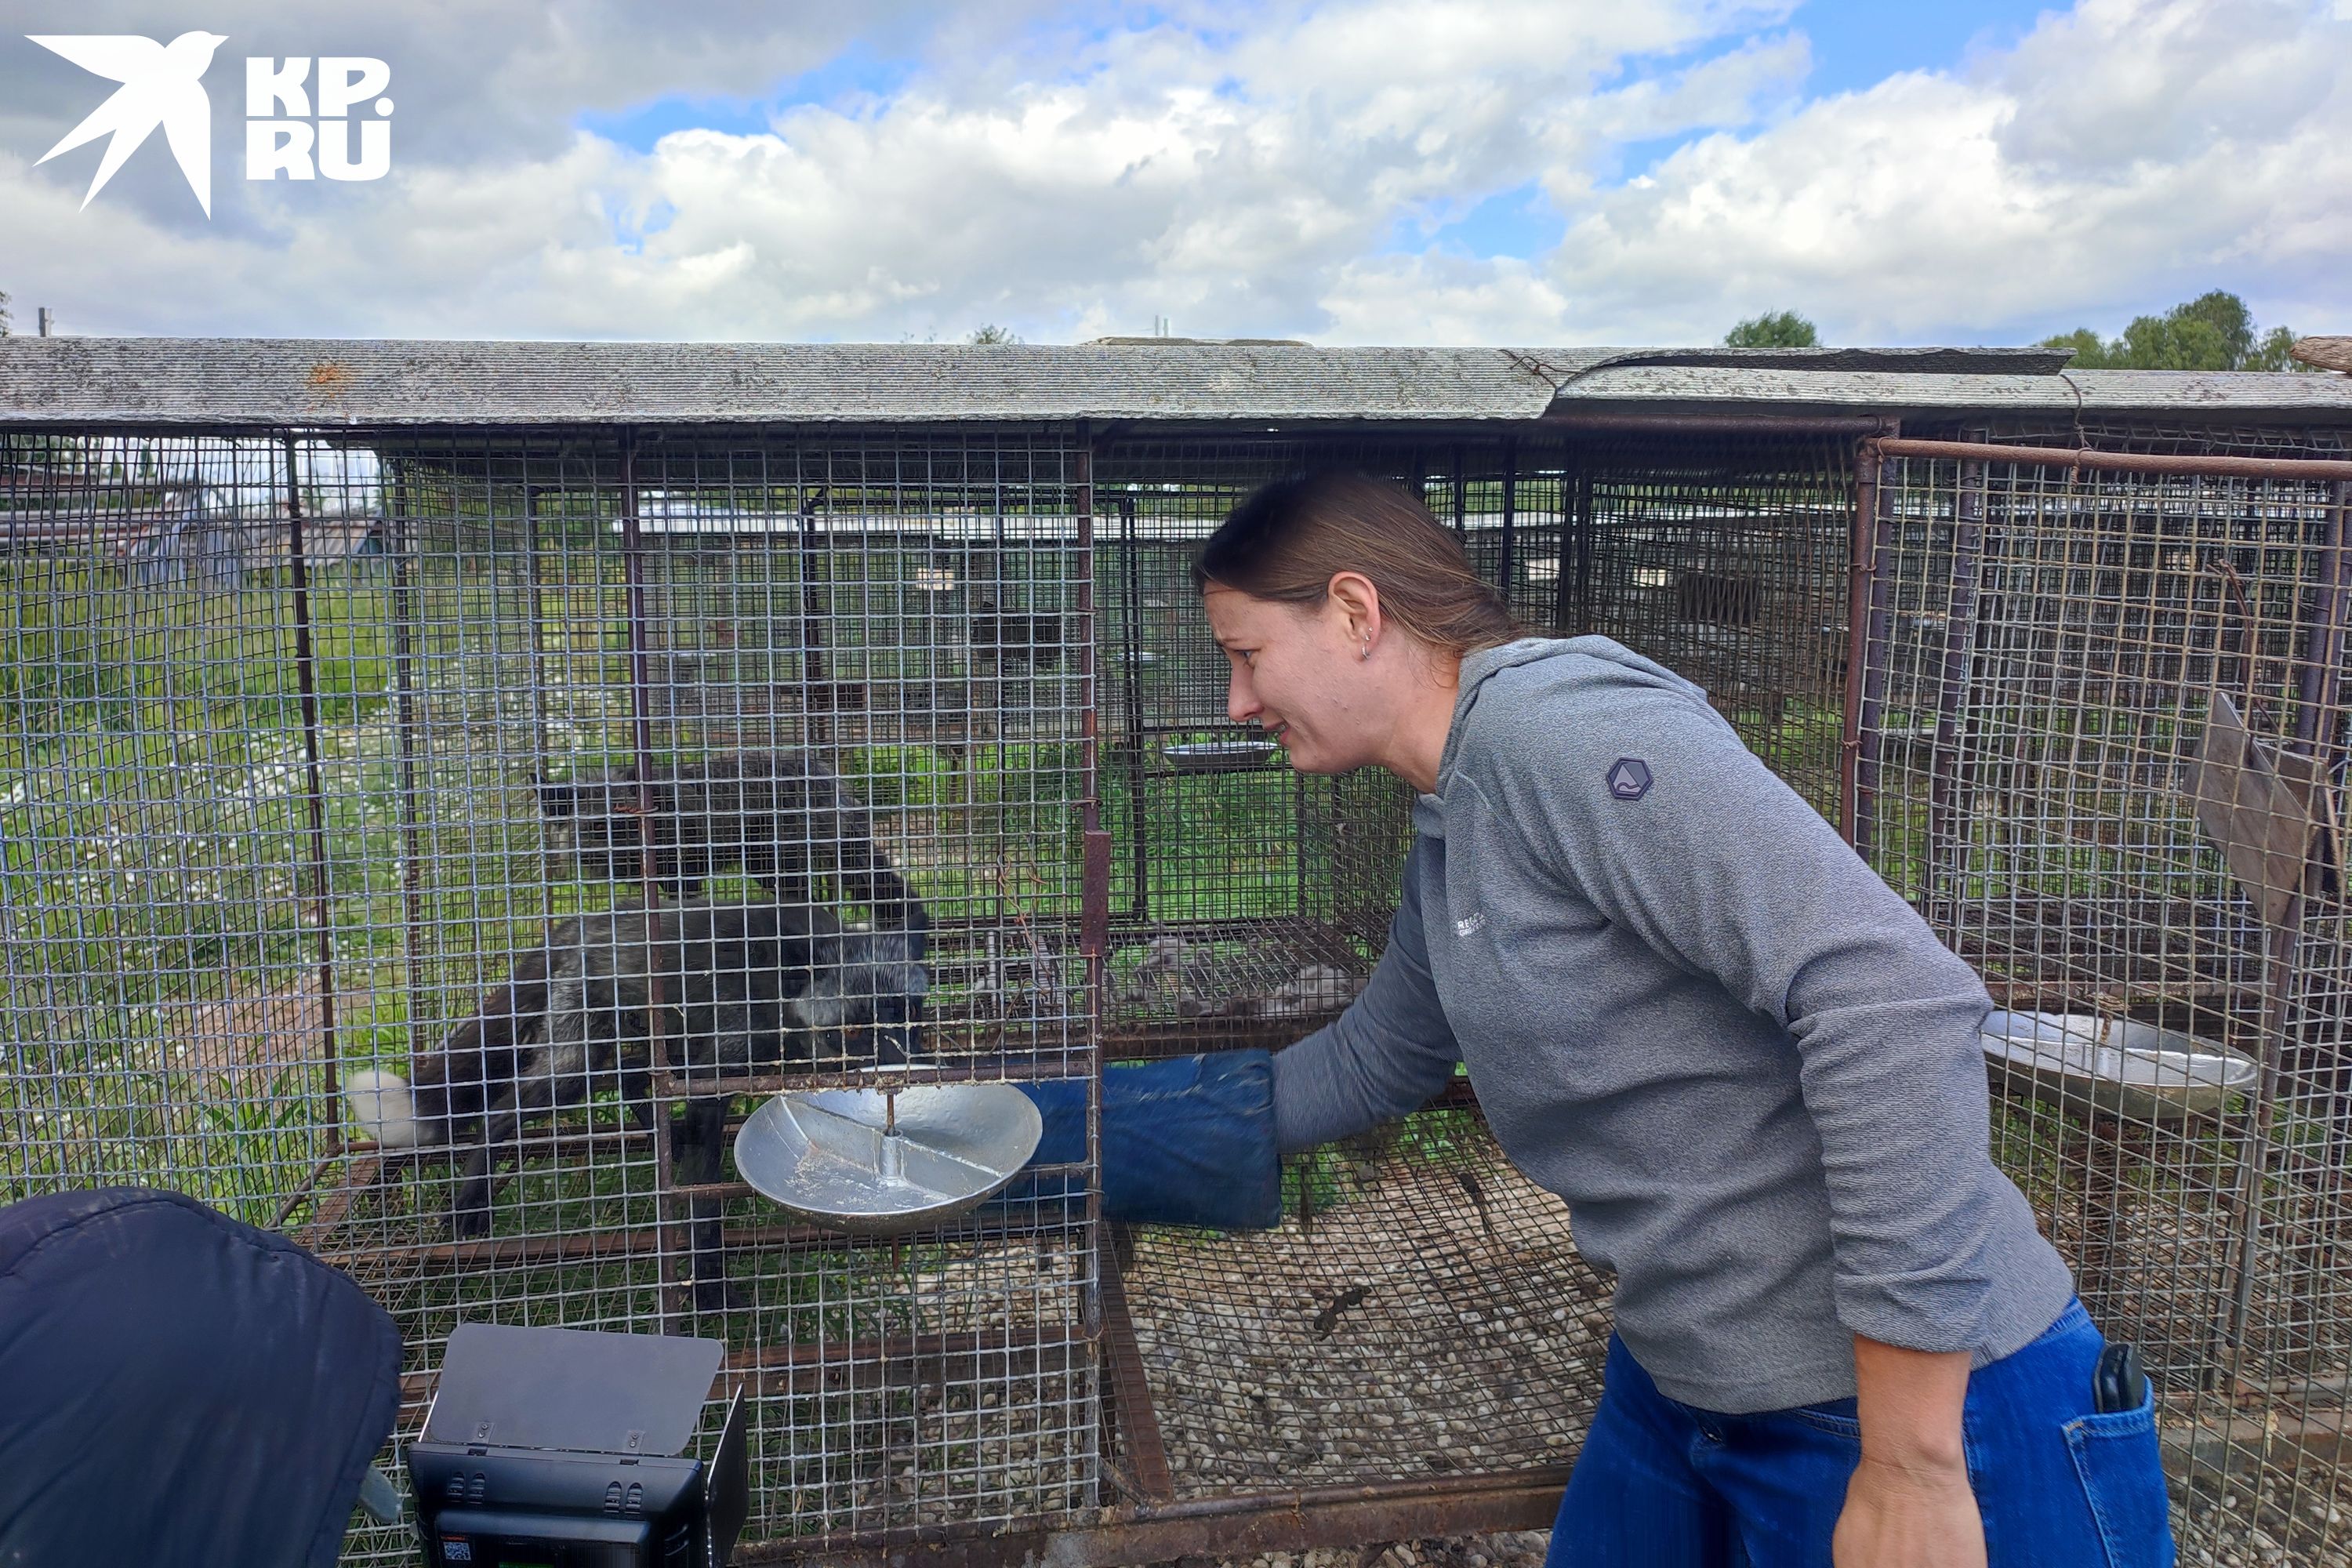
1120, 1105, 1607, 1494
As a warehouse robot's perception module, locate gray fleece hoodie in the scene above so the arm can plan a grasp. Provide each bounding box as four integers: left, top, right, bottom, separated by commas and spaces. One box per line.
1272, 636, 2074, 1414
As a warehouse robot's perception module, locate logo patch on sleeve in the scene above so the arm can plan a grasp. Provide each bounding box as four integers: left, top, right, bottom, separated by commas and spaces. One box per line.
1606, 757, 1653, 800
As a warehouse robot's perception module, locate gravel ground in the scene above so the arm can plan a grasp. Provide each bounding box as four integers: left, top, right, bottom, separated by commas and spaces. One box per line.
313, 1105, 2352, 1563
1175, 1531, 1555, 1568
2176, 1461, 2352, 1567
1120, 1134, 1608, 1492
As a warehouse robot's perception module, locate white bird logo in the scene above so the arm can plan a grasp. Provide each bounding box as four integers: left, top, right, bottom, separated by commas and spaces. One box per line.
29, 31, 228, 216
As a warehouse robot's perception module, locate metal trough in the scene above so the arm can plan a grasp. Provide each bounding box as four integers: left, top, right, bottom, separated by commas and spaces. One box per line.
1163, 739, 1279, 773
1980, 1010, 2259, 1125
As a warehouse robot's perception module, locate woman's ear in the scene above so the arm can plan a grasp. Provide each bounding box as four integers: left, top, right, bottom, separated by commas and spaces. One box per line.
1326, 572, 1381, 643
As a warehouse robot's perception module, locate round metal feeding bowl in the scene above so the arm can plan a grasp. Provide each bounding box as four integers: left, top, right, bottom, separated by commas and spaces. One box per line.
733, 1083, 1044, 1236
1163, 739, 1279, 774
1980, 1010, 2260, 1125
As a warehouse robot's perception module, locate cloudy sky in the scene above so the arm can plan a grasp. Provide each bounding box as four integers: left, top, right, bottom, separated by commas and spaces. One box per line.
1, 0, 2345, 347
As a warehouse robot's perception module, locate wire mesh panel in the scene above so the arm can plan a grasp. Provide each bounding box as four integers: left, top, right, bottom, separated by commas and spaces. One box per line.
0, 425, 1102, 1557
1085, 434, 1608, 1519
1519, 432, 1855, 817
1951, 415, 2352, 463
1091, 436, 1504, 1058
1118, 1102, 1607, 1494
20, 404, 2352, 1566
1, 431, 379, 1225
1864, 442, 2352, 1563
1083, 428, 1860, 1519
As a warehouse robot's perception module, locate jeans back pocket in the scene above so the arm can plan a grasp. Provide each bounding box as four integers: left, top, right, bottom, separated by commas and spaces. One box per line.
2063, 1385, 2175, 1568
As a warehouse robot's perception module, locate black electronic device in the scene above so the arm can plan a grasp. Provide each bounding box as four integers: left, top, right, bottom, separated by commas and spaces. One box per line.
2093, 1340, 2149, 1415
406, 1323, 747, 1568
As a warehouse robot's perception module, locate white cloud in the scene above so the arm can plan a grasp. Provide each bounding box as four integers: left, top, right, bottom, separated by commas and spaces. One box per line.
1543, 0, 2352, 344
2, 0, 2344, 347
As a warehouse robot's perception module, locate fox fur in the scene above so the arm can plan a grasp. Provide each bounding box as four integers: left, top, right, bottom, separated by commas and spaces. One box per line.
347, 896, 928, 1237
537, 750, 916, 924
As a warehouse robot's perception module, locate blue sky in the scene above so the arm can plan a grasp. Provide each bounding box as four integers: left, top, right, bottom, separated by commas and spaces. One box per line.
577, 42, 918, 154
1794, 0, 2056, 93
3, 0, 2345, 346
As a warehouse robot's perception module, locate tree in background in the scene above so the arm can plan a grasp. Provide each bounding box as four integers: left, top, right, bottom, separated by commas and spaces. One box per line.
0, 287, 11, 336
1723, 310, 1819, 348
968, 323, 1021, 345
2040, 290, 2311, 372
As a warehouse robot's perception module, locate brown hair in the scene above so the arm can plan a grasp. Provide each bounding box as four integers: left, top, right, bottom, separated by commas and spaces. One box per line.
1192, 473, 1518, 658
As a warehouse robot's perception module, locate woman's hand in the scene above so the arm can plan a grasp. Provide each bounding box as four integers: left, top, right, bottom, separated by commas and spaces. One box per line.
1834, 1452, 1987, 1568
1838, 1334, 1985, 1567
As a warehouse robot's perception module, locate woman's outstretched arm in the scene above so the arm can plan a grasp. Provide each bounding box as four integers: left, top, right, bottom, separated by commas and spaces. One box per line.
1271, 838, 1464, 1152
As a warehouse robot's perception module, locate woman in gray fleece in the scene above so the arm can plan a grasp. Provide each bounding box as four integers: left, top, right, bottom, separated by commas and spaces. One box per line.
1195, 475, 2172, 1568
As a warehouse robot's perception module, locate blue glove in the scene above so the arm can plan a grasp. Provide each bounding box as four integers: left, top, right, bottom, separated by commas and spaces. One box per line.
992, 1050, 1281, 1231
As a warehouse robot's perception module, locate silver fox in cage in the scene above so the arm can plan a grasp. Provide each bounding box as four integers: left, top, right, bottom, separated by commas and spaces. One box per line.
535, 748, 919, 921
346, 752, 928, 1238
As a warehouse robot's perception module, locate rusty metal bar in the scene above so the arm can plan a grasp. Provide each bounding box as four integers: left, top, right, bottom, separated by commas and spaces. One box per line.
1926, 458, 1986, 918
1497, 437, 1519, 588
1548, 412, 1895, 437
522, 476, 554, 844
2212, 481, 2347, 1356
2219, 909, 2307, 1375
1098, 1225, 1174, 1502
1980, 978, 2240, 1012
289, 1154, 379, 1249
2294, 479, 2350, 755
666, 1158, 1088, 1206
386, 463, 430, 1073
1076, 429, 1110, 1508
280, 433, 343, 1142
401, 1321, 1101, 1408
619, 427, 686, 1328
269, 1147, 347, 1232
797, 483, 834, 748
2307, 482, 2352, 1206
1117, 493, 1149, 925
1849, 446, 1903, 858
1450, 445, 1467, 540
650, 1052, 1116, 1098
1551, 445, 1584, 636
359, 1125, 655, 1167
742, 1465, 1576, 1568
724, 1321, 1098, 1381
1872, 437, 2352, 482
316, 1200, 1090, 1272
324, 1218, 800, 1272
1839, 436, 1893, 846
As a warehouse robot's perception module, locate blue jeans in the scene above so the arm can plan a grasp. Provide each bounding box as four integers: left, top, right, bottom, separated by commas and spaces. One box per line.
1545, 1301, 2175, 1567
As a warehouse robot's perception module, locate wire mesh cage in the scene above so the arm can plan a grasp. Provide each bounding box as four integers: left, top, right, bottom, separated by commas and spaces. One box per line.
6, 396, 2352, 1566
1862, 438, 2352, 1563
0, 426, 1104, 1556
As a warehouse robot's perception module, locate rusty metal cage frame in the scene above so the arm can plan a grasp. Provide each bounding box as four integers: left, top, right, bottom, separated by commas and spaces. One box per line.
5, 380, 2352, 1564
1853, 433, 2352, 1563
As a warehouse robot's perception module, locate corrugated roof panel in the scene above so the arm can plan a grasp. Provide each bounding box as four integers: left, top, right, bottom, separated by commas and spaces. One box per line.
0, 339, 1574, 425
0, 337, 2344, 426
1547, 365, 2352, 417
